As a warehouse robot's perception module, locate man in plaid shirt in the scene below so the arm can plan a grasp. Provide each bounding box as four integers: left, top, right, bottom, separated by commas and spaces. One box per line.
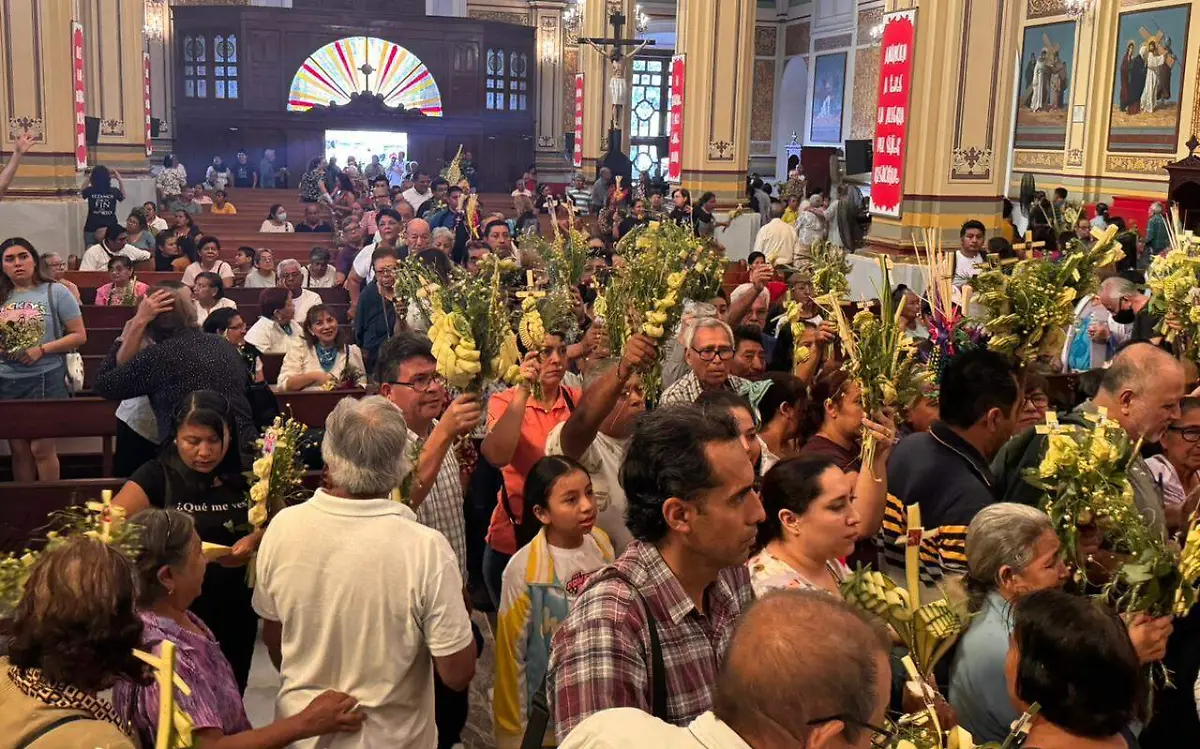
547, 405, 764, 739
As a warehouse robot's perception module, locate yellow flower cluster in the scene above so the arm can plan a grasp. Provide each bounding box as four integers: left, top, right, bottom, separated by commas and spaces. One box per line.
247, 417, 306, 533
1147, 234, 1200, 357
0, 316, 43, 357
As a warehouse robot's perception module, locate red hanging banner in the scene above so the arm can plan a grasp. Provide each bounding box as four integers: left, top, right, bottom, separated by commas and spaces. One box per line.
573, 73, 585, 169
143, 52, 153, 157
71, 21, 87, 170
667, 54, 686, 183
869, 9, 917, 218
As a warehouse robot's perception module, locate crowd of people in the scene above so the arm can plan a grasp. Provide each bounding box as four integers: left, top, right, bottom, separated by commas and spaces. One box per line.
2, 146, 1199, 749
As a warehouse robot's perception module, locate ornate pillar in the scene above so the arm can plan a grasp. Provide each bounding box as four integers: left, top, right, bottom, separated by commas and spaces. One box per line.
579, 0, 636, 175
144, 0, 174, 156
868, 0, 1022, 249
531, 1, 570, 181
675, 0, 757, 205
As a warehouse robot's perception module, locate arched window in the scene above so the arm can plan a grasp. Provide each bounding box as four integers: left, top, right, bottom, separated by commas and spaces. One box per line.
215, 34, 238, 99
182, 33, 238, 100
287, 36, 443, 115
630, 55, 671, 176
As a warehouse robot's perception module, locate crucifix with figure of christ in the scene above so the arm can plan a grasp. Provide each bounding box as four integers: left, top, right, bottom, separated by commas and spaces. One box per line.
578, 2, 654, 170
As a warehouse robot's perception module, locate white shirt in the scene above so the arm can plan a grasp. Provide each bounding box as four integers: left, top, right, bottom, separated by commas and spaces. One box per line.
243, 270, 278, 289
195, 296, 237, 326
302, 266, 339, 288
182, 260, 234, 287
253, 488, 474, 749
79, 243, 153, 271
352, 241, 407, 283
276, 338, 366, 390
953, 250, 986, 288
560, 710, 752, 749
289, 287, 323, 323
402, 187, 432, 214
244, 316, 301, 355
544, 422, 633, 554
148, 216, 169, 234
259, 220, 296, 233
752, 218, 801, 268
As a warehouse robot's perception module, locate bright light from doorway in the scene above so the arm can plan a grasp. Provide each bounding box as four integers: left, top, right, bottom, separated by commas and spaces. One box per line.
324, 130, 409, 169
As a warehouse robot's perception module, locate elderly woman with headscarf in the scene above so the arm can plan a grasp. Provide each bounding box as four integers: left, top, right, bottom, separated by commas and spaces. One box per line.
0, 538, 146, 747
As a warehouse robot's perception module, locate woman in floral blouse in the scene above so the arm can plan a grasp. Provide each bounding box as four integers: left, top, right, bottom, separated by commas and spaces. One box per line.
94, 255, 148, 306
747, 455, 856, 596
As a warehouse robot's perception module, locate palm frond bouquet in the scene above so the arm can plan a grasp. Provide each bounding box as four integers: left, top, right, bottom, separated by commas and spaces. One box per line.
247, 416, 308, 531
416, 253, 524, 392
826, 258, 932, 473
809, 238, 852, 301
1146, 209, 1200, 358
0, 491, 141, 616
0, 313, 43, 358
600, 220, 725, 401
914, 230, 983, 389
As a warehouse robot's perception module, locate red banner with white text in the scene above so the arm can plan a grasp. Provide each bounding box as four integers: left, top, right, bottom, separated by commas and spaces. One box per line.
72, 21, 86, 170
573, 73, 584, 169
667, 55, 686, 183
143, 52, 153, 157
869, 10, 917, 218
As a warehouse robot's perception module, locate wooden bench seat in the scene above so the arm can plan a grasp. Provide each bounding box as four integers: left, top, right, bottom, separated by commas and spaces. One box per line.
80, 303, 348, 328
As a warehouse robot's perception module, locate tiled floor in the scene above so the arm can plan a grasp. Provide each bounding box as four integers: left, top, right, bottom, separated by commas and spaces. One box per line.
243, 613, 499, 749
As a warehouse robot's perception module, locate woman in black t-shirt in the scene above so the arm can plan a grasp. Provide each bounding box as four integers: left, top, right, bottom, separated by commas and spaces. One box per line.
82, 165, 126, 245
112, 390, 261, 692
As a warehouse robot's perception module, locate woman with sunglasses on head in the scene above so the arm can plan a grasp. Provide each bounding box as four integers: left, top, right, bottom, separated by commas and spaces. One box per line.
114, 508, 365, 748
1147, 396, 1200, 535
277, 304, 366, 391
495, 456, 614, 749
112, 390, 262, 693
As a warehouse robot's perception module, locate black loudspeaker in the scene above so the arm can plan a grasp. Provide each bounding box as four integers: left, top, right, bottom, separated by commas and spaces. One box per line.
84, 116, 100, 145
150, 117, 162, 138
564, 132, 575, 158
844, 139, 872, 175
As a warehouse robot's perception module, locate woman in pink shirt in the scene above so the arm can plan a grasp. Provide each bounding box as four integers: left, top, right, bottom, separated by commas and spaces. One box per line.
480, 332, 580, 607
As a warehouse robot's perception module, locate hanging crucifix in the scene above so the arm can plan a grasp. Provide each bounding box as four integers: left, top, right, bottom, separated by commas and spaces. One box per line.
578, 1, 654, 156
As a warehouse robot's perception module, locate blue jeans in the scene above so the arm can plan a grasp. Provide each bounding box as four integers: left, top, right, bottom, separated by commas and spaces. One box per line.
483, 546, 512, 610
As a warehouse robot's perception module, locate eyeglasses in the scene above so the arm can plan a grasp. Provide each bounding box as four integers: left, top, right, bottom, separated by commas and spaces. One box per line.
690, 346, 735, 362
807, 714, 896, 748
1025, 393, 1050, 409
387, 374, 445, 393
1169, 425, 1200, 443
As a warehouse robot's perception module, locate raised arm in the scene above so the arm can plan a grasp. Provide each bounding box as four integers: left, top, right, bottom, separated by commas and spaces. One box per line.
559, 335, 657, 459
0, 131, 34, 201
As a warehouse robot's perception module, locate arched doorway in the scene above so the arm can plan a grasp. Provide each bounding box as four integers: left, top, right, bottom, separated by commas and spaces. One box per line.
774, 56, 809, 180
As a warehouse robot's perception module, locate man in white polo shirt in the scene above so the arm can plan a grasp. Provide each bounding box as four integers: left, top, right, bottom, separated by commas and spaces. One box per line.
254, 396, 476, 749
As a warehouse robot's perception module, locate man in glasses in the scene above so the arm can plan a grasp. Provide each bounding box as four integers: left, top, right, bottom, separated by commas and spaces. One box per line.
660, 318, 749, 405
546, 333, 659, 554
558, 589, 893, 749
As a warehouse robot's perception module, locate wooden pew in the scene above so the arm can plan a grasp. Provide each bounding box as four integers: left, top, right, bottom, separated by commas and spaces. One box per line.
0, 398, 118, 475
81, 303, 347, 328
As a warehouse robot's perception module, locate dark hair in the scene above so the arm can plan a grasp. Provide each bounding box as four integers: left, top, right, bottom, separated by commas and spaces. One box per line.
235, 246, 256, 262
414, 169, 430, 180
309, 246, 331, 263
170, 390, 245, 482
960, 219, 986, 236
301, 303, 347, 347
267, 203, 286, 220
696, 389, 756, 426
747, 251, 766, 265
673, 187, 692, 204
259, 287, 291, 320
307, 156, 322, 170
196, 235, 221, 255
516, 455, 590, 549
890, 283, 912, 311
90, 165, 113, 190
448, 185, 464, 197
126, 209, 148, 231
939, 348, 1019, 429
416, 248, 453, 283
698, 191, 717, 208
757, 456, 839, 547
987, 236, 1016, 260
337, 172, 354, 192
758, 372, 808, 430
621, 405, 742, 543
431, 177, 449, 190
376, 207, 403, 225
163, 154, 176, 168
802, 369, 853, 441
1011, 589, 1142, 736
732, 324, 764, 350
371, 245, 398, 268
194, 271, 224, 298
0, 238, 51, 303
484, 219, 510, 238
215, 189, 228, 199
202, 307, 241, 336
1053, 187, 1068, 200
107, 254, 134, 272
8, 538, 148, 692
375, 332, 435, 383
129, 508, 196, 607
155, 229, 194, 263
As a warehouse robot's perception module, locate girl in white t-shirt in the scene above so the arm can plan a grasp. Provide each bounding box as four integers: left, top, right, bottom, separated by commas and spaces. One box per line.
494, 456, 614, 748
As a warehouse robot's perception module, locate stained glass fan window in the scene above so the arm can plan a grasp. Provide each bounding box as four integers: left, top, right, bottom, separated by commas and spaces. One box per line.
287, 36, 444, 115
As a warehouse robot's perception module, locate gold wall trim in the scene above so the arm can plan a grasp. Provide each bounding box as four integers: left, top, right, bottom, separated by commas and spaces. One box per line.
1014, 150, 1065, 169
1026, 0, 1067, 20
1105, 154, 1172, 174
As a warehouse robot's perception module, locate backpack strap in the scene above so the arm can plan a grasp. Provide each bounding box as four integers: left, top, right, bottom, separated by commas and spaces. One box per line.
15, 715, 90, 749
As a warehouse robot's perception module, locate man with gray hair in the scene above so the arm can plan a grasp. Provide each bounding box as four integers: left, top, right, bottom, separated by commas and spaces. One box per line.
277, 257, 323, 323
659, 317, 748, 404
559, 589, 892, 749
751, 201, 801, 268
662, 301, 717, 389
1145, 200, 1169, 260
253, 396, 477, 749
1097, 275, 1160, 346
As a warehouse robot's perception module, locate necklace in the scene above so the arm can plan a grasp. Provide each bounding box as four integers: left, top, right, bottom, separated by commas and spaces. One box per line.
315, 343, 339, 372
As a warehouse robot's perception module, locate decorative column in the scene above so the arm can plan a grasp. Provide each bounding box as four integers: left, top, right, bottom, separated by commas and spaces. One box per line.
531, 1, 570, 181
867, 0, 1022, 249
144, 0, 174, 157
675, 0, 757, 205
578, 0, 637, 175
